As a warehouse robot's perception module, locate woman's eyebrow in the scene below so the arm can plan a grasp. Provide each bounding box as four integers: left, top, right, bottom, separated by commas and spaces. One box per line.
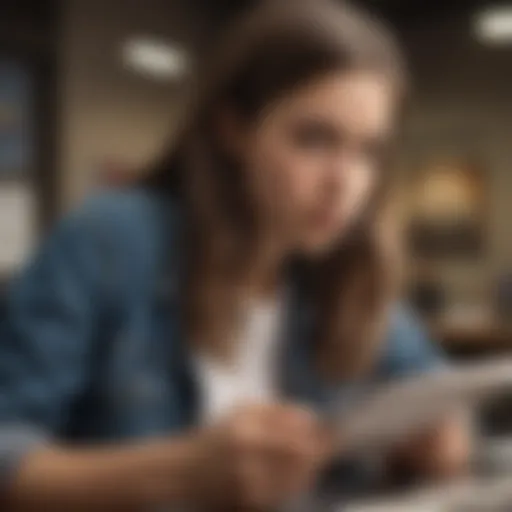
291, 115, 342, 134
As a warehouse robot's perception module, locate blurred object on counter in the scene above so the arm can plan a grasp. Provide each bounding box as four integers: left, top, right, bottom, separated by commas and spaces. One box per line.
406, 160, 488, 260
437, 302, 495, 332
409, 279, 445, 320
433, 321, 512, 358
408, 259, 445, 319
428, 297, 512, 357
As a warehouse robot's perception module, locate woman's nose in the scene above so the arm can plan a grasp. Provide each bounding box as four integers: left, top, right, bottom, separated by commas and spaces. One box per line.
325, 152, 353, 193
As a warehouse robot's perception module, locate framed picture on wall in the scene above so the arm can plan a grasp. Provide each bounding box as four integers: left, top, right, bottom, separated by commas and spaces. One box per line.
406, 160, 488, 259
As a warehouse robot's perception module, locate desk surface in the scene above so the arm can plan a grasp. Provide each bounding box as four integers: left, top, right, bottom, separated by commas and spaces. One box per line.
344, 475, 512, 512
345, 438, 512, 512
433, 323, 512, 350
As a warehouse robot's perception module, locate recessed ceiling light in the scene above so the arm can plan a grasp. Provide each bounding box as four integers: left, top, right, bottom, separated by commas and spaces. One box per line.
475, 5, 512, 45
122, 37, 189, 80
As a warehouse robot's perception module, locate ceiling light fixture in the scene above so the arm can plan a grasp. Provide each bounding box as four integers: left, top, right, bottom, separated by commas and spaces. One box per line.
475, 5, 512, 45
122, 37, 189, 80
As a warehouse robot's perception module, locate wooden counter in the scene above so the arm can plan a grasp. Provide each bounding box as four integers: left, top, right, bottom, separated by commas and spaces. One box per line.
431, 322, 512, 356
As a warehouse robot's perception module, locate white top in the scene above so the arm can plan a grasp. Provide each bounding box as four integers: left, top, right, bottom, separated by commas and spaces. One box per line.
193, 296, 284, 425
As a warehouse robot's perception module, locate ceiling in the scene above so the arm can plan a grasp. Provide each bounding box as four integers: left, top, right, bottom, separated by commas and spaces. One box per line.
185, 0, 504, 31
2, 0, 508, 49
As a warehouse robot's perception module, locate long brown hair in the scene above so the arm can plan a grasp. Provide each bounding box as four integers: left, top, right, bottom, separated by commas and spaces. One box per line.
144, 0, 406, 379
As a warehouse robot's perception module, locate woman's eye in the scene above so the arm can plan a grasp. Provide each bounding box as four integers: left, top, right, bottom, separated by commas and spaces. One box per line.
292, 123, 337, 150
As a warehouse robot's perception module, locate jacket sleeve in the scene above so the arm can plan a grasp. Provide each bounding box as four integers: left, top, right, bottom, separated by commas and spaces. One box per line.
0, 202, 109, 485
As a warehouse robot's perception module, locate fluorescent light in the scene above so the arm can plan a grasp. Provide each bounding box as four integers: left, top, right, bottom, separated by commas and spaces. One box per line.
122, 38, 189, 80
475, 5, 512, 44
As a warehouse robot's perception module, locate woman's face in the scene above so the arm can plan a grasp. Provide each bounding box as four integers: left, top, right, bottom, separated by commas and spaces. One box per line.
239, 70, 397, 257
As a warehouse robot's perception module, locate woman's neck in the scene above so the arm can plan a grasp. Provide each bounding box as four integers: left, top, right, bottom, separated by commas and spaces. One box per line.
246, 231, 291, 300
243, 248, 285, 302
244, 266, 281, 302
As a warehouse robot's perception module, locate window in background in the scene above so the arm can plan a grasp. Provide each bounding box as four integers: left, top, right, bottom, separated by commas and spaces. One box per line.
0, 60, 36, 275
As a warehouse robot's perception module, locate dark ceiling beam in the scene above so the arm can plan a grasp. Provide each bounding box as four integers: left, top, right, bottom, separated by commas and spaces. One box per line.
186, 0, 502, 30
362, 0, 497, 25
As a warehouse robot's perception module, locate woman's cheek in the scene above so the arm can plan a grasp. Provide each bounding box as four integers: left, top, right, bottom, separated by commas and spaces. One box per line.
288, 152, 327, 201
344, 163, 375, 219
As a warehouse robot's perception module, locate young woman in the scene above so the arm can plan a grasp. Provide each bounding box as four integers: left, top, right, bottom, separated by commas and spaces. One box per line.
0, 0, 469, 510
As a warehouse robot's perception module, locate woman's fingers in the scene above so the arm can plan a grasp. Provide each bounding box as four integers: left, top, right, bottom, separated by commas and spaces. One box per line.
218, 402, 332, 508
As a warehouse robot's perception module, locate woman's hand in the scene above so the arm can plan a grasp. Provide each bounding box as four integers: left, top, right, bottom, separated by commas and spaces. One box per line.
389, 411, 472, 481
191, 403, 334, 510
3, 404, 332, 511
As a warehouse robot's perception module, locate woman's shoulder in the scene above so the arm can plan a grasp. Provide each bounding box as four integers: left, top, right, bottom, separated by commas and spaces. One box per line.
78, 187, 175, 232
64, 187, 178, 252
378, 303, 446, 378
26, 187, 181, 297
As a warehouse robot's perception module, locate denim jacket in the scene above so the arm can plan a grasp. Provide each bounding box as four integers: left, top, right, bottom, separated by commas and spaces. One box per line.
0, 189, 443, 485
